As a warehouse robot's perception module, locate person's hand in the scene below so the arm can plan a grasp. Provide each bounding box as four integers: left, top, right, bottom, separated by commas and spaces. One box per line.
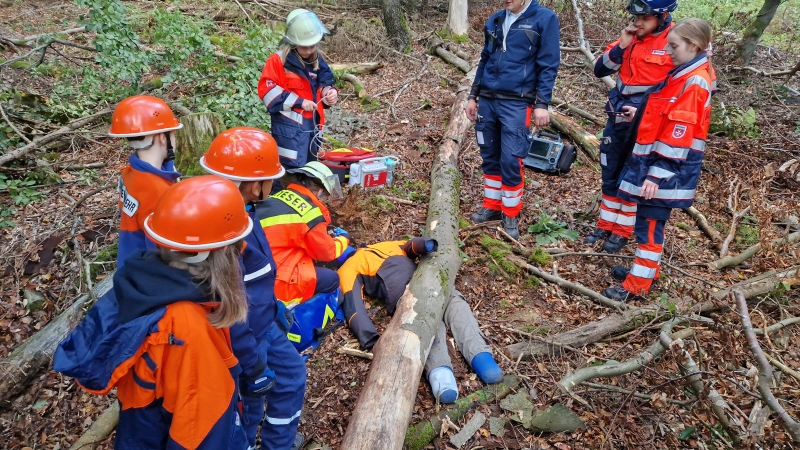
620, 105, 637, 122
301, 99, 316, 111
324, 88, 338, 106
465, 99, 478, 122
533, 108, 550, 127
619, 25, 637, 49
242, 366, 276, 396
641, 179, 659, 199
331, 227, 349, 239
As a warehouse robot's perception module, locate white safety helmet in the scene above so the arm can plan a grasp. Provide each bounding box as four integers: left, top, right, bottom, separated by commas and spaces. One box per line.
287, 161, 343, 200
284, 9, 328, 47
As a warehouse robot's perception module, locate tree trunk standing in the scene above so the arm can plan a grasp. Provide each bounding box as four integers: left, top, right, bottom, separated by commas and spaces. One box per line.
174, 112, 225, 176
340, 68, 477, 450
737, 0, 785, 65
381, 0, 409, 50
446, 0, 469, 36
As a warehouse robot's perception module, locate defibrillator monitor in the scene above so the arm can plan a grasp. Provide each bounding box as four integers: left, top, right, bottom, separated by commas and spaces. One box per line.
522, 131, 577, 175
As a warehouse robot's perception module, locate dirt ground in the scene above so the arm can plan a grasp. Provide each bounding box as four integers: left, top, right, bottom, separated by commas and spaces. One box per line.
2, 1, 800, 449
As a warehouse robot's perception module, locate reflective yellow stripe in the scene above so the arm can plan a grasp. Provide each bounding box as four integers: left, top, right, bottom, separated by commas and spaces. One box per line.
322, 305, 335, 328
259, 209, 323, 228
287, 333, 301, 343
271, 190, 315, 216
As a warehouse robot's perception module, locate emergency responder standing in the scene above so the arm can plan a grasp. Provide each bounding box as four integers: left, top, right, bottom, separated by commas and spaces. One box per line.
255, 161, 353, 308
108, 95, 183, 268
55, 176, 254, 449
258, 9, 338, 169
584, 0, 678, 253
465, 0, 560, 239
200, 127, 307, 450
603, 18, 715, 301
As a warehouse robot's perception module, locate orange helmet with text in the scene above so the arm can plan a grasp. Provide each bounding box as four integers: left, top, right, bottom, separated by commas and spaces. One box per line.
200, 127, 285, 181
108, 95, 183, 138
144, 176, 253, 252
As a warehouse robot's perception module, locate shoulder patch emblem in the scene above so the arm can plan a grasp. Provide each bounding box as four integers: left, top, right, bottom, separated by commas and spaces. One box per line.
118, 180, 140, 217
651, 49, 666, 55
672, 124, 688, 139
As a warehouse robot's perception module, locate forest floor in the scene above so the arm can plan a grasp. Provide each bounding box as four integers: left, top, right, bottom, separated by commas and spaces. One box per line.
2, 0, 800, 449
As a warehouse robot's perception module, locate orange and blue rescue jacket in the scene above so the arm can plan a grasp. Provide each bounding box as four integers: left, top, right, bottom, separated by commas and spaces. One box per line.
254, 183, 349, 306
594, 18, 675, 123
618, 54, 715, 209
117, 154, 180, 268
55, 251, 248, 450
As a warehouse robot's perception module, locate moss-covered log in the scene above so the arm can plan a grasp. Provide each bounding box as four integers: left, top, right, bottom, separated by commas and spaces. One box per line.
0, 276, 114, 405
339, 68, 477, 450
405, 375, 519, 450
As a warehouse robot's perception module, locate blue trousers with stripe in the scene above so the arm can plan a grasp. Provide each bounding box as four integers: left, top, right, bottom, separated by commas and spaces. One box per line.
242, 322, 306, 450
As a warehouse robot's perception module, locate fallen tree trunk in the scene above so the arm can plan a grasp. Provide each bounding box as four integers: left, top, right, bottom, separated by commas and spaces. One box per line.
0, 108, 113, 166
429, 39, 470, 74
551, 96, 604, 126
708, 230, 800, 270
330, 62, 383, 74
505, 265, 800, 360
0, 276, 113, 404
549, 110, 600, 161
69, 400, 120, 450
684, 206, 723, 244
405, 375, 519, 450
174, 112, 225, 176
340, 68, 476, 450
341, 73, 368, 100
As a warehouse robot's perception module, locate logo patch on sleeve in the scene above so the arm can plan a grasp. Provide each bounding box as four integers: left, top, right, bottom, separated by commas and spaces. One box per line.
672, 124, 688, 139
118, 181, 140, 217
651, 49, 666, 55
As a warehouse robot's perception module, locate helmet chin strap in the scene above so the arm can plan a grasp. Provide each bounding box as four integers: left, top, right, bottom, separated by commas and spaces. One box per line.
172, 250, 210, 263
165, 132, 175, 162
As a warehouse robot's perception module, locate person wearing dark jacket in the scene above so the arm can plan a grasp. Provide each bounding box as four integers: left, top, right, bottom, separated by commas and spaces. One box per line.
200, 127, 306, 450
465, 0, 560, 238
337, 238, 504, 404
584, 0, 678, 253
258, 9, 338, 169
54, 176, 254, 450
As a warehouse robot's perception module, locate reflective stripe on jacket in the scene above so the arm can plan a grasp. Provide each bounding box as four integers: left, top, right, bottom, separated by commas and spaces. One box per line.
258, 51, 335, 125
618, 54, 714, 209
255, 183, 348, 305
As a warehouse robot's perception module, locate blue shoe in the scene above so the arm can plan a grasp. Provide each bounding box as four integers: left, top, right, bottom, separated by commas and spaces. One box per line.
471, 352, 504, 384
428, 366, 458, 404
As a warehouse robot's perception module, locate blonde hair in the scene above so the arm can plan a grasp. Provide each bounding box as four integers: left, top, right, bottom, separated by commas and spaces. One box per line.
673, 19, 713, 61
279, 44, 325, 71
160, 243, 248, 328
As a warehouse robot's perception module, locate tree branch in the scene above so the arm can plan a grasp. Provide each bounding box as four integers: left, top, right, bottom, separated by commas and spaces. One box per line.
568, 0, 615, 89
735, 290, 800, 441
683, 206, 723, 243
709, 231, 800, 270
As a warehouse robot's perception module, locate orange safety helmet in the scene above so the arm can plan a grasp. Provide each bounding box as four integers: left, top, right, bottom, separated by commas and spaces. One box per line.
144, 175, 253, 252
200, 127, 285, 181
108, 95, 183, 138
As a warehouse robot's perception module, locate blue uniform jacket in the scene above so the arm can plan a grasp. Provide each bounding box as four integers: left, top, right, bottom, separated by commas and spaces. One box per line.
231, 208, 279, 380
469, 1, 560, 109
54, 251, 248, 449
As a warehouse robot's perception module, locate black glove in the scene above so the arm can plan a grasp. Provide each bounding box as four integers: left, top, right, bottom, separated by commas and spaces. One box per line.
241, 366, 275, 396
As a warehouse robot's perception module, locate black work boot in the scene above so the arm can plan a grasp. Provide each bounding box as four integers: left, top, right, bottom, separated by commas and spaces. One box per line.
290, 433, 306, 450
471, 207, 502, 223
602, 234, 629, 253
584, 228, 611, 244
602, 285, 640, 302
610, 265, 630, 282
502, 214, 520, 239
